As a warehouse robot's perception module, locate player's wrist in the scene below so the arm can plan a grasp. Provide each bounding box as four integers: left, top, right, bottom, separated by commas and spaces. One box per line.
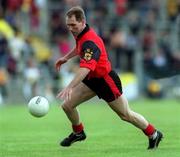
63, 56, 68, 62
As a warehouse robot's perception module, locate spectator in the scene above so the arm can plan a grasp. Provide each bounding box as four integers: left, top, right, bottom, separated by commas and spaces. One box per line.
0, 34, 9, 67
109, 27, 126, 71
23, 58, 40, 99
167, 0, 179, 24
0, 67, 8, 104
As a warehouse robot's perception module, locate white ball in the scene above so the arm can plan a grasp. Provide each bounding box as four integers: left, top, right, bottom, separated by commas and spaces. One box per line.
28, 96, 49, 117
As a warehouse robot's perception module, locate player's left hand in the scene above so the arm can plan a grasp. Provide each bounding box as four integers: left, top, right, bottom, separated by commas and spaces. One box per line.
56, 87, 73, 102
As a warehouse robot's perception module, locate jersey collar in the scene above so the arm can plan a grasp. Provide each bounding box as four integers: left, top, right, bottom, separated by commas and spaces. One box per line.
76, 24, 90, 40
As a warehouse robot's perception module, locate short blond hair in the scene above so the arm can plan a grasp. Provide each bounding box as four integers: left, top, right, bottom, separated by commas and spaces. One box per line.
66, 6, 86, 22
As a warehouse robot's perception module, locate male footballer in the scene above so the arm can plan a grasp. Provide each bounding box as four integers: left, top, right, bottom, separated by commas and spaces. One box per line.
55, 6, 163, 149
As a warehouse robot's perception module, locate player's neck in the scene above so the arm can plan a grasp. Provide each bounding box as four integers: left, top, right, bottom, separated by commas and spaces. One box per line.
79, 24, 86, 35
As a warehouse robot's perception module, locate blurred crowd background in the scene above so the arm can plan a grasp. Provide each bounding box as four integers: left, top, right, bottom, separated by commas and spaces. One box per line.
0, 0, 180, 105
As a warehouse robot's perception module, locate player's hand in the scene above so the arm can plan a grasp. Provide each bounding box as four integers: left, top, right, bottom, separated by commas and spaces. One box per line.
55, 57, 68, 71
56, 87, 73, 102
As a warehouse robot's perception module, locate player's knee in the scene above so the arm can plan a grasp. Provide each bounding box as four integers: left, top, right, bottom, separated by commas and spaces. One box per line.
120, 114, 129, 121
121, 110, 136, 123
119, 112, 131, 122
61, 102, 73, 113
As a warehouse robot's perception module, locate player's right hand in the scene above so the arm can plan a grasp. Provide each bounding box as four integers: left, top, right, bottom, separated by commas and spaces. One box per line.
55, 57, 68, 71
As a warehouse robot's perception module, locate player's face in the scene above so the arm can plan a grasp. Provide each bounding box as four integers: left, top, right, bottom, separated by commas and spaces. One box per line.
66, 15, 85, 37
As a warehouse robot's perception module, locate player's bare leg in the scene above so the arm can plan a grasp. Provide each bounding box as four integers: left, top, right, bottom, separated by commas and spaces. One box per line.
108, 94, 163, 149
60, 82, 95, 146
108, 95, 148, 129
61, 82, 95, 125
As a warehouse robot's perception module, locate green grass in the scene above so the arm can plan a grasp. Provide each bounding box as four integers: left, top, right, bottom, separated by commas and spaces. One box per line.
0, 98, 180, 157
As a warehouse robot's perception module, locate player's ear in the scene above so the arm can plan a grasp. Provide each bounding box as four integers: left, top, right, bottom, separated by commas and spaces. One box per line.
82, 19, 86, 25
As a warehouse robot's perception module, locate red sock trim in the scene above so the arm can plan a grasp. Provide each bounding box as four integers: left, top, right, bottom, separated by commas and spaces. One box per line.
72, 123, 84, 133
143, 124, 155, 136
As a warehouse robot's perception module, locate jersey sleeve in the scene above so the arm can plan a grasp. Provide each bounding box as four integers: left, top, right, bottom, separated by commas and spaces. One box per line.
80, 40, 101, 71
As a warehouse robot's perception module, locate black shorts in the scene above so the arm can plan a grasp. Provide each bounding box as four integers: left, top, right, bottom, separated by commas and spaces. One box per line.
82, 70, 123, 102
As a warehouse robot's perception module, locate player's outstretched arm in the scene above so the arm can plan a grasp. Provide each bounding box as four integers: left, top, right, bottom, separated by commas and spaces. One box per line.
55, 47, 77, 71
67, 67, 90, 89
57, 67, 90, 101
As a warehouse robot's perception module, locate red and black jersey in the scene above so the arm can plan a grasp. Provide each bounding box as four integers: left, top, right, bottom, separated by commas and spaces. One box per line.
75, 24, 112, 78
75, 24, 122, 102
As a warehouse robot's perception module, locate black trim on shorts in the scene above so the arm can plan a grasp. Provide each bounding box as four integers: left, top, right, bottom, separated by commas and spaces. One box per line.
109, 71, 122, 94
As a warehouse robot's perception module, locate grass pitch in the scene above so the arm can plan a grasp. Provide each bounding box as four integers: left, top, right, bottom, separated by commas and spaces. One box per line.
0, 98, 180, 157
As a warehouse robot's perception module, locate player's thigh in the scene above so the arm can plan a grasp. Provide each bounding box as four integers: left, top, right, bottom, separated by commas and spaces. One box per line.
107, 94, 131, 116
65, 82, 96, 108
